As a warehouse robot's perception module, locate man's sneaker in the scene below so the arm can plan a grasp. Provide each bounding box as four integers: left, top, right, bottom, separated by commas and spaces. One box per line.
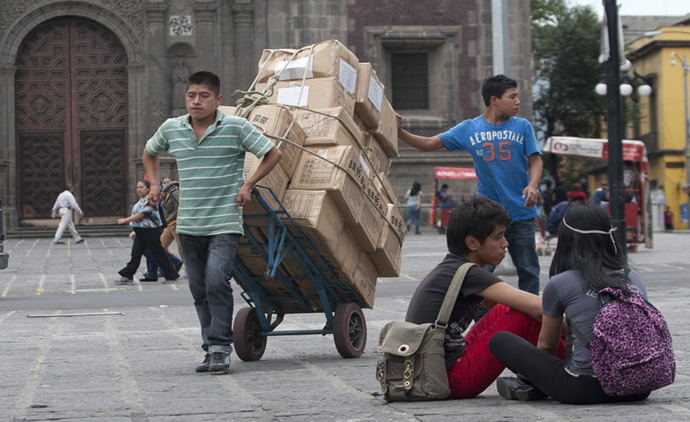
162, 275, 179, 284
496, 377, 547, 401
75, 239, 85, 244
208, 352, 230, 374
195, 354, 211, 373
53, 241, 66, 244
115, 277, 133, 285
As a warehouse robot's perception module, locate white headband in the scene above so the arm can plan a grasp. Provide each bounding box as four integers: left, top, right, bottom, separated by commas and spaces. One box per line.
561, 217, 618, 255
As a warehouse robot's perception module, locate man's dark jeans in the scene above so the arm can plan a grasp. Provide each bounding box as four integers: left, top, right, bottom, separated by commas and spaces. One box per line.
180, 233, 239, 354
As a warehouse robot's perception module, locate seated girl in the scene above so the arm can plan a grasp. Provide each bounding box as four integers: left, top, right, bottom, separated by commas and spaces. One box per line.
489, 202, 651, 404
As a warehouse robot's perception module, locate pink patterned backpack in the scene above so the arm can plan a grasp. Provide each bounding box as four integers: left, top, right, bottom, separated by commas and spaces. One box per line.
575, 286, 675, 396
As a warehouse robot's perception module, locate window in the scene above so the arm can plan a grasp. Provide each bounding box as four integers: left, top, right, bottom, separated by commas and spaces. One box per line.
391, 53, 429, 110
364, 26, 462, 132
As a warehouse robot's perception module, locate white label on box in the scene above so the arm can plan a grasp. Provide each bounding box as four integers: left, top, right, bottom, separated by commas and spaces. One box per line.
276, 86, 310, 106
339, 59, 357, 95
368, 76, 384, 112
359, 154, 371, 177
274, 57, 314, 81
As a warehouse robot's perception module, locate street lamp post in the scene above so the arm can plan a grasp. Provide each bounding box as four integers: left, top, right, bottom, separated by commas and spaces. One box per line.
670, 52, 690, 227
603, 0, 626, 256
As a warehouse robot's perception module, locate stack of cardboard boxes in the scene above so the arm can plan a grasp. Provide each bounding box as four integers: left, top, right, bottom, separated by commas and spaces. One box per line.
223, 40, 407, 309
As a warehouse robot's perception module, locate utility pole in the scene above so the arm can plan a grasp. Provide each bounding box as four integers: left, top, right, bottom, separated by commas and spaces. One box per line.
604, 0, 627, 257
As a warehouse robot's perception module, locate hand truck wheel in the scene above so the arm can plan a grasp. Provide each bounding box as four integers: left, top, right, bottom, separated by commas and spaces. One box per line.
333, 303, 366, 358
233, 307, 267, 361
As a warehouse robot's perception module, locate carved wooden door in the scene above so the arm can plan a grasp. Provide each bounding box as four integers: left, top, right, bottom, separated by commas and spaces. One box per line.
15, 17, 128, 219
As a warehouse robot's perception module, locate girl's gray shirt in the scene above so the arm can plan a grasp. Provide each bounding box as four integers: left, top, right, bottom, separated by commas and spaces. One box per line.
542, 269, 647, 376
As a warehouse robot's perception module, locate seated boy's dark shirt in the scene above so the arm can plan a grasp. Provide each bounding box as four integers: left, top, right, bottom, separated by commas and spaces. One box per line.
405, 254, 501, 368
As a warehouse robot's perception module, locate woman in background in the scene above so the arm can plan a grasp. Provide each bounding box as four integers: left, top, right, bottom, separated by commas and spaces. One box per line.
405, 182, 423, 235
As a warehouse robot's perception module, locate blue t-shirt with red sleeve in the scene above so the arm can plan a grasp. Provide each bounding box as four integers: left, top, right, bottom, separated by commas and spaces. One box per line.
439, 115, 541, 222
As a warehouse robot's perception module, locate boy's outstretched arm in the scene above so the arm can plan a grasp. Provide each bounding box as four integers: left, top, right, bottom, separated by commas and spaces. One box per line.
396, 113, 445, 151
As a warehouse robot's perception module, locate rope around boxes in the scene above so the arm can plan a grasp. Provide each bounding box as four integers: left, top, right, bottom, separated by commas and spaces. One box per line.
231, 43, 405, 247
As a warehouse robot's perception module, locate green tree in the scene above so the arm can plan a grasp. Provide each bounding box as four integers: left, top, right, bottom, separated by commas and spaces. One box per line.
532, 0, 605, 183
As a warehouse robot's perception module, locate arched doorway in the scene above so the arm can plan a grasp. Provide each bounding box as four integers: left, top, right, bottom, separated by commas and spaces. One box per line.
15, 16, 128, 220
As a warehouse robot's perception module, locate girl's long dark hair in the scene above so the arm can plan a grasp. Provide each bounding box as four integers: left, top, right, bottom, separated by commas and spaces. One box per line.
549, 203, 629, 292
409, 182, 421, 197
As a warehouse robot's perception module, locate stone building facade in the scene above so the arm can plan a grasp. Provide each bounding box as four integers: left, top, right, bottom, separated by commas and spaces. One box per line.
0, 0, 532, 232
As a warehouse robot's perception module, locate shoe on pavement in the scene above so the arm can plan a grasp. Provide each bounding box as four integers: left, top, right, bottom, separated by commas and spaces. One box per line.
53, 241, 66, 244
208, 352, 230, 374
76, 239, 85, 244
115, 277, 134, 285
496, 377, 547, 401
139, 276, 158, 282
195, 354, 211, 373
162, 275, 179, 284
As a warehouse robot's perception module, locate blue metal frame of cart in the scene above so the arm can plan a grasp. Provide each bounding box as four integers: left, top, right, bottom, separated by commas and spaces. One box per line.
235, 185, 366, 338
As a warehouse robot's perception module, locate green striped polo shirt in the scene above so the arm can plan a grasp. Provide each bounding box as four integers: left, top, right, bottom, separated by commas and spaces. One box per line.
145, 110, 275, 236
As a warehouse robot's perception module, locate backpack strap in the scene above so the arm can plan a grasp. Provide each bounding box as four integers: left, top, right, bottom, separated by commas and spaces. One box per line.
435, 263, 476, 328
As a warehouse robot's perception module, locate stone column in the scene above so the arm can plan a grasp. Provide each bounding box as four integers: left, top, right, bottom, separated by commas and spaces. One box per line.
194, 1, 218, 73
233, 1, 255, 92
0, 65, 17, 230
144, 1, 169, 131
126, 62, 147, 207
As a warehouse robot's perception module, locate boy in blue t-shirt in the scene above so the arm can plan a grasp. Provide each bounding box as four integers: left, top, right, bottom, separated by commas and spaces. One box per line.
397, 74, 543, 295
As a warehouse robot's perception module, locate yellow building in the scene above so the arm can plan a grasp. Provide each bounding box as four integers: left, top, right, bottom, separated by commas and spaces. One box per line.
628, 22, 690, 229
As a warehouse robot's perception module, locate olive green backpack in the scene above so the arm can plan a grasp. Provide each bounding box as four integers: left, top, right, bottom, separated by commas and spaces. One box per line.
376, 263, 475, 401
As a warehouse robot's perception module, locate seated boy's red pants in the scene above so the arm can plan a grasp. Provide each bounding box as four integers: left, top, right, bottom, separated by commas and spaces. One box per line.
446, 304, 565, 399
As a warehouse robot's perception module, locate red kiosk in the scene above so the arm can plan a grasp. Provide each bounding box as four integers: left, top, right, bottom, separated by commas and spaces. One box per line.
430, 167, 477, 233
544, 136, 652, 251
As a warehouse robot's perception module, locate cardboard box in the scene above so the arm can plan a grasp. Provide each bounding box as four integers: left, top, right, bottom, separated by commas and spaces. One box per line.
370, 97, 398, 158
257, 40, 359, 95
291, 146, 368, 225
250, 105, 306, 178
340, 252, 378, 309
218, 105, 237, 116
372, 171, 398, 207
363, 132, 389, 176
281, 189, 345, 255
364, 177, 387, 219
293, 107, 362, 148
368, 204, 407, 277
219, 105, 305, 178
255, 77, 356, 117
349, 188, 384, 252
242, 157, 289, 222
355, 63, 385, 129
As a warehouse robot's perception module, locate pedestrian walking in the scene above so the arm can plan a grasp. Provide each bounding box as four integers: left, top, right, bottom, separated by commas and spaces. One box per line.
404, 182, 423, 235
115, 180, 179, 285
142, 71, 282, 375
51, 184, 84, 244
397, 74, 543, 295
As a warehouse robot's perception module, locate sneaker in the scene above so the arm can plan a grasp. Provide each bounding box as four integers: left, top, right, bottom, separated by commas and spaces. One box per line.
139, 276, 158, 282
75, 239, 85, 244
53, 240, 66, 244
115, 277, 133, 285
496, 377, 547, 401
162, 275, 179, 284
208, 352, 230, 374
195, 354, 211, 373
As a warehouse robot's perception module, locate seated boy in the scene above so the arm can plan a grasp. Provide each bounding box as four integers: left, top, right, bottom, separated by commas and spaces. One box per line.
405, 196, 565, 399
